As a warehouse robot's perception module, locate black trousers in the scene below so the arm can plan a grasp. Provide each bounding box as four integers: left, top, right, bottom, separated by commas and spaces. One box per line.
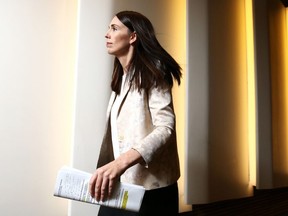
98, 182, 179, 216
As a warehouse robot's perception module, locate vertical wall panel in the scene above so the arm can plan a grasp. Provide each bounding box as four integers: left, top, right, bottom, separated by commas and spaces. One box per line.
208, 0, 250, 201
268, 0, 288, 187
253, 0, 273, 189
186, 0, 253, 204
71, 0, 114, 215
0, 0, 78, 215
186, 0, 209, 204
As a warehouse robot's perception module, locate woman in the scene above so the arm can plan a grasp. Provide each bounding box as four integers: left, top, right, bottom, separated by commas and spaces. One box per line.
89, 11, 182, 216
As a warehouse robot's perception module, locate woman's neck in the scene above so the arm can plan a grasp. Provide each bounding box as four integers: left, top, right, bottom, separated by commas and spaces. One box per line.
117, 47, 134, 74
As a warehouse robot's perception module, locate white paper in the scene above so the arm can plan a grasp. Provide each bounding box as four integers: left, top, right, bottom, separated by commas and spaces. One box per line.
53, 166, 145, 212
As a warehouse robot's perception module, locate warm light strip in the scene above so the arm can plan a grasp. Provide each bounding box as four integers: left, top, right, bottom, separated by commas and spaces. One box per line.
285, 8, 288, 168
245, 0, 257, 186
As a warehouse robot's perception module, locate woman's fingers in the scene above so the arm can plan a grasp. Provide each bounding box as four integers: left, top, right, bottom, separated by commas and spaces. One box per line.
108, 178, 115, 198
100, 172, 117, 201
94, 176, 103, 201
89, 169, 115, 201
89, 173, 97, 197
89, 172, 103, 201
100, 177, 109, 201
89, 160, 125, 202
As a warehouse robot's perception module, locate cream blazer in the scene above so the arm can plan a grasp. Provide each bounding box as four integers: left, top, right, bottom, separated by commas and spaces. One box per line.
97, 82, 180, 190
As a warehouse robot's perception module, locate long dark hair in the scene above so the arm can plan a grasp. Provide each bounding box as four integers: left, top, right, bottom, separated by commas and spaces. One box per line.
111, 11, 182, 94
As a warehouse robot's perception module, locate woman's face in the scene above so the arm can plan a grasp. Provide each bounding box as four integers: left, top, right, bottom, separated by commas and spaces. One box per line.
105, 16, 135, 57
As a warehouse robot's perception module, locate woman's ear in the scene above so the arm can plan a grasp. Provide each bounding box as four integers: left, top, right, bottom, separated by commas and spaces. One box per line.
129, 32, 137, 44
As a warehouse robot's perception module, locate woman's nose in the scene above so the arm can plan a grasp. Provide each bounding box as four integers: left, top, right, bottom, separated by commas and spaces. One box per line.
105, 31, 110, 39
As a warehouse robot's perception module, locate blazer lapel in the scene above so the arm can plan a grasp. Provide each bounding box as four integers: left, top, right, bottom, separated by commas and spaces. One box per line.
106, 92, 117, 118
116, 82, 131, 116
107, 77, 132, 118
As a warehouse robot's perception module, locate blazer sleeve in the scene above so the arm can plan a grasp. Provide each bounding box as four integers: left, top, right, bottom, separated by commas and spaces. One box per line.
132, 87, 176, 164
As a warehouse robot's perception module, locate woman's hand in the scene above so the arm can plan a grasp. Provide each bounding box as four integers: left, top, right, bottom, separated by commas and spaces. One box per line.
89, 159, 124, 202
89, 148, 144, 202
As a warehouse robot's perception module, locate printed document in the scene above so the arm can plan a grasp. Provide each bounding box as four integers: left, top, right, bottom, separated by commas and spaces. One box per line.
53, 166, 145, 212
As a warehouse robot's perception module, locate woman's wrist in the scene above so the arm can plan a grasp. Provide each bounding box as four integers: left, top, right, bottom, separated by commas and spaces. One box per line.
117, 148, 144, 170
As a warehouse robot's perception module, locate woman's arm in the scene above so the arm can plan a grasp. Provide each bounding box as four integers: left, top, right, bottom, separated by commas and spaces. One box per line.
89, 148, 144, 202
132, 87, 175, 164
